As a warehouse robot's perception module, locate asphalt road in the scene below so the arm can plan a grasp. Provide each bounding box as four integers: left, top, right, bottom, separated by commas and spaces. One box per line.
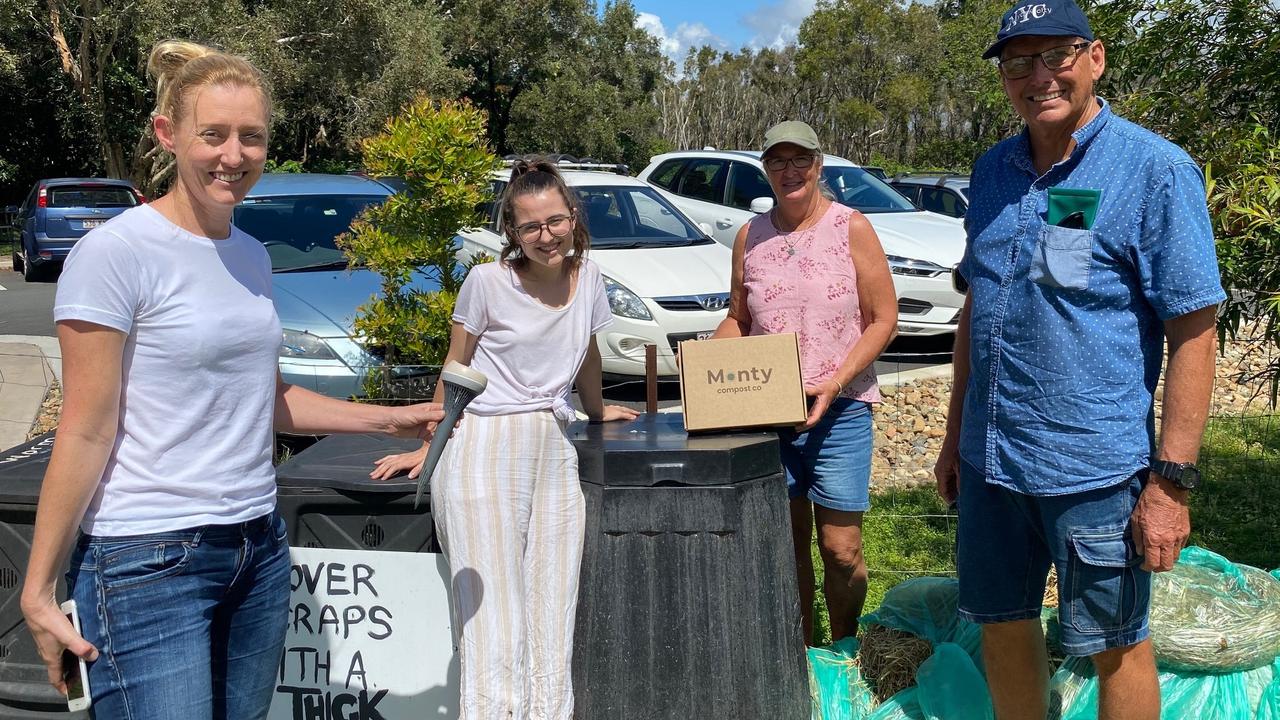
0, 268, 58, 336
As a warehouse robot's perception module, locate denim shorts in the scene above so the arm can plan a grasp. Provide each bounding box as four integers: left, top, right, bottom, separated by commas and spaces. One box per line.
66, 511, 291, 720
777, 398, 873, 512
955, 460, 1152, 656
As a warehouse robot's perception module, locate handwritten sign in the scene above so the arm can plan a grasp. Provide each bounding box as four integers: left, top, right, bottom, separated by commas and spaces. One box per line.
268, 547, 458, 720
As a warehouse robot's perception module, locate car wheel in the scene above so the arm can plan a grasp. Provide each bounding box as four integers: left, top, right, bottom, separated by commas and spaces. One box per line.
10, 248, 20, 274
21, 253, 40, 282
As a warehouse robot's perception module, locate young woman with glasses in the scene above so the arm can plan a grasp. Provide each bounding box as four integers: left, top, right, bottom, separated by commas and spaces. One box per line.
370, 158, 636, 719
712, 120, 898, 645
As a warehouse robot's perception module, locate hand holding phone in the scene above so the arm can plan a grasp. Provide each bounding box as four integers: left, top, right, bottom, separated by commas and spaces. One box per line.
59, 600, 92, 711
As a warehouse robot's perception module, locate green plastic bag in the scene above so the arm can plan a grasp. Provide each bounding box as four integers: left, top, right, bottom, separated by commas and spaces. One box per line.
1151, 547, 1280, 672
1257, 659, 1280, 720
1051, 654, 1278, 720
808, 636, 876, 720
866, 688, 924, 720
915, 643, 995, 720
861, 577, 984, 669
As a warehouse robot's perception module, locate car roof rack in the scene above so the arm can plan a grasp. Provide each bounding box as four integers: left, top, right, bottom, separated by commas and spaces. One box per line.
500, 158, 630, 176
891, 172, 965, 186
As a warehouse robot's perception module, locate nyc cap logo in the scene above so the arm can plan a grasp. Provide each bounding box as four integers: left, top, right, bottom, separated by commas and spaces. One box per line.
1003, 3, 1052, 31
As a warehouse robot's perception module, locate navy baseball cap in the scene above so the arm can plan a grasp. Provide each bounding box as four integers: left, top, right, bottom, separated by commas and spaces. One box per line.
983, 0, 1095, 59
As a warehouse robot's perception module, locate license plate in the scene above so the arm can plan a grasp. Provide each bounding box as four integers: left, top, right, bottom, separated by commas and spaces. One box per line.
82, 219, 104, 229
696, 331, 714, 340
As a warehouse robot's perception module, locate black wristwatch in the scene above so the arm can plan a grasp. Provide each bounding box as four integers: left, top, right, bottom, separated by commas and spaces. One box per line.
1150, 459, 1202, 491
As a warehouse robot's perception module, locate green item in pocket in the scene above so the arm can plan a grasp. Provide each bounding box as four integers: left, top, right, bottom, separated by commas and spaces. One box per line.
1047, 187, 1100, 230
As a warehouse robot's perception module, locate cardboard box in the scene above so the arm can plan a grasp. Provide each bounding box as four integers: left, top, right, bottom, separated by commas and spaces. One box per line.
678, 333, 808, 432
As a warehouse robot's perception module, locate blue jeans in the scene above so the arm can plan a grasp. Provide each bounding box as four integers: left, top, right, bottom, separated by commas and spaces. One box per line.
66, 511, 291, 720
956, 460, 1151, 656
777, 398, 873, 512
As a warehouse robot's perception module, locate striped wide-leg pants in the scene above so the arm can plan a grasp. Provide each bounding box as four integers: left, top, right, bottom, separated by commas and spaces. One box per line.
430, 411, 585, 720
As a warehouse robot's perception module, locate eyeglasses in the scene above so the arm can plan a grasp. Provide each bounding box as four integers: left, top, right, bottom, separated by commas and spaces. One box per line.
514, 213, 574, 241
997, 42, 1092, 80
763, 154, 816, 172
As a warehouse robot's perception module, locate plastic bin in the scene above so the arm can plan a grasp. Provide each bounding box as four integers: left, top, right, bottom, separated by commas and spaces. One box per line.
273, 433, 440, 553
570, 413, 809, 720
0, 432, 87, 719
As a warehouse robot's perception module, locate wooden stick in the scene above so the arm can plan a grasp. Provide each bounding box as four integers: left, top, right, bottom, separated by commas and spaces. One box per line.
645, 344, 658, 416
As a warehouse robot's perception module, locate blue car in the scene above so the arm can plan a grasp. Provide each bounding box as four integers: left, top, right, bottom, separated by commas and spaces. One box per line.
235, 173, 440, 399
12, 178, 145, 281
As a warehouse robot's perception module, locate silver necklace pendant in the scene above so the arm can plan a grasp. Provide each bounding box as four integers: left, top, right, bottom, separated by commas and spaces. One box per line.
787, 245, 796, 256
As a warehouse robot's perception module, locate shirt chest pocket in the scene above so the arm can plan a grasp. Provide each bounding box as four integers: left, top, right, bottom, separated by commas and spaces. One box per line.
1029, 225, 1094, 290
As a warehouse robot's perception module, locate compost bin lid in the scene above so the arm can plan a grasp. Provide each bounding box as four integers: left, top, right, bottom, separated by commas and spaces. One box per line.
572, 412, 780, 487
0, 431, 55, 503
275, 433, 426, 493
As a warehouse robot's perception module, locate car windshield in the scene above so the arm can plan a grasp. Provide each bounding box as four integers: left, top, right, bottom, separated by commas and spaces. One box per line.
574, 185, 712, 249
234, 194, 384, 271
821, 168, 918, 213
48, 186, 137, 208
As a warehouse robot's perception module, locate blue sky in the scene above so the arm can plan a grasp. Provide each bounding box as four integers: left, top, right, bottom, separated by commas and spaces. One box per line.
631, 0, 817, 62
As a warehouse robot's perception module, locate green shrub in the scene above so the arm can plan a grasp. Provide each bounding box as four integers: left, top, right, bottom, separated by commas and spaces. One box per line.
1208, 123, 1280, 404
336, 98, 500, 398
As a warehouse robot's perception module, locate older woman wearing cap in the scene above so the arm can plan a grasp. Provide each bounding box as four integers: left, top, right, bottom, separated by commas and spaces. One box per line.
711, 120, 897, 644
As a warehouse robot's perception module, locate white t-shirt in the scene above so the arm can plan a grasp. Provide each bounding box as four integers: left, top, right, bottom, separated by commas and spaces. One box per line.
453, 260, 612, 420
54, 204, 281, 536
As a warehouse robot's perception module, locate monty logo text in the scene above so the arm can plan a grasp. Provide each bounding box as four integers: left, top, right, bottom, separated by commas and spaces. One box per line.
706, 367, 773, 385
1003, 3, 1052, 31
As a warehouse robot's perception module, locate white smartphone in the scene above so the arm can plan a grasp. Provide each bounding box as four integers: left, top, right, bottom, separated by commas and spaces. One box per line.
59, 599, 91, 711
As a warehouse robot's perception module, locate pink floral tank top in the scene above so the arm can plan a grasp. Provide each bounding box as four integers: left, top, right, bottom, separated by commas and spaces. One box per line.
742, 201, 881, 403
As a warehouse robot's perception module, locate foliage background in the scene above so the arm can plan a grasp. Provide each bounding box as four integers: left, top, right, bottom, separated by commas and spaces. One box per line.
1, 0, 1276, 379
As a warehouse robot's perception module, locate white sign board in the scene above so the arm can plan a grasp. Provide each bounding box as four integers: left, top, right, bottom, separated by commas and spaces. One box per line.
268, 547, 458, 720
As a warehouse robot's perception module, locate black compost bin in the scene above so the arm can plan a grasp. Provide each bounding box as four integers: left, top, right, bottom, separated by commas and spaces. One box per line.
0, 432, 88, 719
274, 434, 440, 553
570, 413, 809, 720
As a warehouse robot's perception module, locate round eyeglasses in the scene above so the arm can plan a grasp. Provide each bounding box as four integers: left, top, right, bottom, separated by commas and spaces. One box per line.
514, 213, 574, 242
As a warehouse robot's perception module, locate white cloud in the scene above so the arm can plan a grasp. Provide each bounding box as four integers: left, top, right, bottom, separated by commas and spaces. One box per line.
742, 0, 817, 49
635, 12, 729, 64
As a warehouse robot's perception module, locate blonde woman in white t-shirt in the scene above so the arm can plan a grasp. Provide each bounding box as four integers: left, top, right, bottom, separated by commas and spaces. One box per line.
19, 40, 445, 720
370, 158, 637, 719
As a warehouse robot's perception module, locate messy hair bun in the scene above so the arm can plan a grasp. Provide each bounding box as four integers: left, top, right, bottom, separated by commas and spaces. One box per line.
146, 39, 271, 124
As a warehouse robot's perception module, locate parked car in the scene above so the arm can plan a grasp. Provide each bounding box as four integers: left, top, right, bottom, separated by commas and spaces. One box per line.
889, 174, 970, 219
637, 150, 966, 336
234, 173, 435, 399
11, 178, 144, 281
457, 164, 732, 379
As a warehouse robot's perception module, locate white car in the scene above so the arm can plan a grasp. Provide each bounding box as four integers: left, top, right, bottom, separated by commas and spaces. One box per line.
457, 166, 731, 379
638, 150, 966, 336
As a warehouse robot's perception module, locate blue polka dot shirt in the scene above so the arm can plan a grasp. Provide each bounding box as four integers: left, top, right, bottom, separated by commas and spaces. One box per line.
958, 98, 1226, 496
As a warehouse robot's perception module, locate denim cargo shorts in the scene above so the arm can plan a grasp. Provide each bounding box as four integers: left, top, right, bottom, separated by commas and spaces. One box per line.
955, 459, 1152, 656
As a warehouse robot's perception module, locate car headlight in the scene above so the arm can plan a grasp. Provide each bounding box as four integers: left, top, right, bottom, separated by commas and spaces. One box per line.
886, 255, 948, 278
280, 328, 339, 359
603, 276, 652, 320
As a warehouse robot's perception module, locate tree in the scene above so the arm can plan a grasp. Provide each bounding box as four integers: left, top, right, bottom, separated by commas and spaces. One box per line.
506, 0, 668, 169
439, 0, 593, 154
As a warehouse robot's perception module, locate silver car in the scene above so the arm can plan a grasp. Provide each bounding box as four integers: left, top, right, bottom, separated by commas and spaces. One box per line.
235, 173, 436, 398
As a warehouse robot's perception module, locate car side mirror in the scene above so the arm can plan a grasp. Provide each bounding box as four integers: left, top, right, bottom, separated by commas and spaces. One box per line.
749, 197, 774, 214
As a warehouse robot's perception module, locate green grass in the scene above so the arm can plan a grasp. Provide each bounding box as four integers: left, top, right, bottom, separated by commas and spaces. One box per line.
1190, 414, 1280, 570
806, 415, 1280, 646
810, 486, 956, 646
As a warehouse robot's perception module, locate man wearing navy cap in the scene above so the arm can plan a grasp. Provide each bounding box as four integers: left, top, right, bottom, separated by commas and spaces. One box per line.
934, 0, 1225, 718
